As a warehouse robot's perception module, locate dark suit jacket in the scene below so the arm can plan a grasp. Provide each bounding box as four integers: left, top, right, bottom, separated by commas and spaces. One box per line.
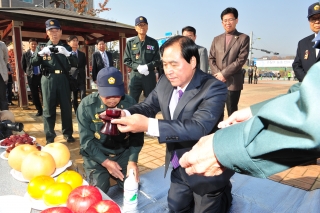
92, 51, 113, 81
127, 69, 234, 195
209, 30, 249, 91
292, 34, 319, 82
21, 49, 36, 76
76, 50, 87, 85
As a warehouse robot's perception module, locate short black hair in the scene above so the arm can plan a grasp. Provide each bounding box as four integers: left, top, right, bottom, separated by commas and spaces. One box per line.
182, 26, 196, 36
221, 7, 238, 20
96, 39, 105, 45
160, 35, 199, 68
66, 35, 78, 43
28, 38, 37, 43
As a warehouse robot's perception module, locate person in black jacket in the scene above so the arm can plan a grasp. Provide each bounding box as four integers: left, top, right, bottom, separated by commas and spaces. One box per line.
21, 38, 43, 116
292, 2, 320, 82
91, 39, 113, 83
67, 35, 87, 113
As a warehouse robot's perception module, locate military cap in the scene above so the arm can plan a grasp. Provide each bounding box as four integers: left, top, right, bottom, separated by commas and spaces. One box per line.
45, 19, 61, 31
97, 67, 124, 97
308, 2, 320, 18
135, 16, 148, 26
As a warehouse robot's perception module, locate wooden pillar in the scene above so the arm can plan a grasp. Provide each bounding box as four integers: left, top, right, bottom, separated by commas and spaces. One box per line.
84, 45, 91, 90
12, 20, 28, 109
119, 33, 127, 93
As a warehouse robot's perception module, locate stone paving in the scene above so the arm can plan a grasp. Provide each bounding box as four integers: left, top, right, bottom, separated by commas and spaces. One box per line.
8, 78, 319, 190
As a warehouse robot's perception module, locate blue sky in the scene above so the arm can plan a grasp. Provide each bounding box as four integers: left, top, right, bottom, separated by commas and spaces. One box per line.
95, 0, 313, 58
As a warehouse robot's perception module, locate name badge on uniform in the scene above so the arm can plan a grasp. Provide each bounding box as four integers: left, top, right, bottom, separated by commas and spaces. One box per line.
136, 53, 140, 59
304, 50, 309, 59
147, 45, 154, 50
94, 132, 101, 140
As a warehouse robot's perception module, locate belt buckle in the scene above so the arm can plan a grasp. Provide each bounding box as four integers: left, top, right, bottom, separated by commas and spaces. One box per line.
54, 70, 61, 74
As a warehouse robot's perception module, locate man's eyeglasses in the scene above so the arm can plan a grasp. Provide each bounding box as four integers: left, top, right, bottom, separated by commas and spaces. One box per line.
222, 18, 236, 23
309, 17, 320, 23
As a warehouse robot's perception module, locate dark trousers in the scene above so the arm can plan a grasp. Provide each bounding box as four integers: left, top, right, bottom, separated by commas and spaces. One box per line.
28, 74, 43, 113
168, 167, 232, 213
82, 149, 130, 194
248, 75, 253, 84
226, 90, 241, 116
0, 75, 8, 110
6, 82, 12, 103
71, 83, 86, 112
129, 71, 156, 103
41, 74, 73, 142
254, 76, 258, 84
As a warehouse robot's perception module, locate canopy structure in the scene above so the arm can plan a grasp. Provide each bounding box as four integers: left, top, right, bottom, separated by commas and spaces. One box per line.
0, 7, 136, 108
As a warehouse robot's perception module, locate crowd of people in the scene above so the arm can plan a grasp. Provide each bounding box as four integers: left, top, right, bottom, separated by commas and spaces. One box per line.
0, 2, 320, 213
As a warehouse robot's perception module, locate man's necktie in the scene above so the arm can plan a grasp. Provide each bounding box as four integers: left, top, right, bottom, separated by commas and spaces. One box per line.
171, 89, 184, 169
102, 52, 108, 67
73, 51, 78, 58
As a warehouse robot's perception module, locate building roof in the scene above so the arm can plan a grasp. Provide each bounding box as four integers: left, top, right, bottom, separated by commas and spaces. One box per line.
0, 7, 136, 44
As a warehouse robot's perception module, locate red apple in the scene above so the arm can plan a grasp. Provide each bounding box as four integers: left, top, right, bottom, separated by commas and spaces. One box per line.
85, 200, 121, 213
40, 207, 73, 213
67, 185, 102, 213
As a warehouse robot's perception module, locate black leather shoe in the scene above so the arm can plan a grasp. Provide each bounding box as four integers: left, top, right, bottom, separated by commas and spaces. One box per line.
64, 136, 75, 143
36, 112, 42, 116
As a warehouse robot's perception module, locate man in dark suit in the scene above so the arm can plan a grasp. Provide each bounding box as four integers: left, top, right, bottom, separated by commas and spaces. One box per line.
209, 7, 249, 116
247, 65, 253, 84
67, 35, 87, 112
182, 26, 209, 73
292, 2, 320, 82
92, 39, 113, 83
112, 36, 234, 213
21, 38, 43, 116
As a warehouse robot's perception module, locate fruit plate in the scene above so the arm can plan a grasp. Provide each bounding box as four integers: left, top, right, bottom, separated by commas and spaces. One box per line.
0, 195, 32, 213
0, 151, 8, 160
24, 179, 89, 211
0, 136, 36, 149
10, 160, 72, 182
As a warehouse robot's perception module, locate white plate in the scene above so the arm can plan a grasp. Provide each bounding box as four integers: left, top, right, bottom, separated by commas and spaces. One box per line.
0, 151, 8, 160
10, 160, 72, 182
0, 136, 36, 149
0, 195, 31, 213
24, 179, 89, 211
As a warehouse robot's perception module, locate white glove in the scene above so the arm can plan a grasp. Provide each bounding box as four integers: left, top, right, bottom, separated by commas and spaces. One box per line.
38, 47, 51, 56
137, 64, 149, 76
56, 45, 71, 57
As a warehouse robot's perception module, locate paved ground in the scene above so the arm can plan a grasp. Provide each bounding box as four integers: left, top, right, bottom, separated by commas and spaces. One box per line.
9, 78, 319, 191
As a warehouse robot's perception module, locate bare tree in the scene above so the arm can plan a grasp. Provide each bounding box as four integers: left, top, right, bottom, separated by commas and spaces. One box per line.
70, 0, 111, 16
50, 0, 66, 8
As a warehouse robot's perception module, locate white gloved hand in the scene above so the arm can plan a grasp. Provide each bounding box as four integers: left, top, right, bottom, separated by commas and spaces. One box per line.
56, 45, 71, 57
137, 64, 149, 76
38, 46, 51, 56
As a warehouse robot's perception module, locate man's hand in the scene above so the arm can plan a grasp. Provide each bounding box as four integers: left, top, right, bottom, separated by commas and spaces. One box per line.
214, 72, 226, 82
101, 159, 124, 181
38, 47, 51, 56
218, 107, 253, 128
56, 46, 71, 57
179, 134, 225, 176
127, 161, 140, 183
111, 114, 148, 133
137, 64, 149, 76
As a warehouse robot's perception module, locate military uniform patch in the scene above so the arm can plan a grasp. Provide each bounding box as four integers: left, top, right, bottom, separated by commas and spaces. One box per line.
108, 77, 115, 84
314, 4, 320, 10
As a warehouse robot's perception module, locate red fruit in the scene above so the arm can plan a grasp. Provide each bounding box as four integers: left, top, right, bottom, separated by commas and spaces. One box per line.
40, 206, 73, 213
67, 185, 102, 213
36, 145, 42, 151
85, 200, 121, 213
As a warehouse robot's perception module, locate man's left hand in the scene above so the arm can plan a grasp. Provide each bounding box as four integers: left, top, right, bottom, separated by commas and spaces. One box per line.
111, 114, 148, 133
56, 46, 71, 57
214, 72, 226, 82
127, 161, 140, 182
179, 134, 225, 176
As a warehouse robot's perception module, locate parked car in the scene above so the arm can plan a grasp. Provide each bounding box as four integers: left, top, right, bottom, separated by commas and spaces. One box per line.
261, 72, 276, 78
